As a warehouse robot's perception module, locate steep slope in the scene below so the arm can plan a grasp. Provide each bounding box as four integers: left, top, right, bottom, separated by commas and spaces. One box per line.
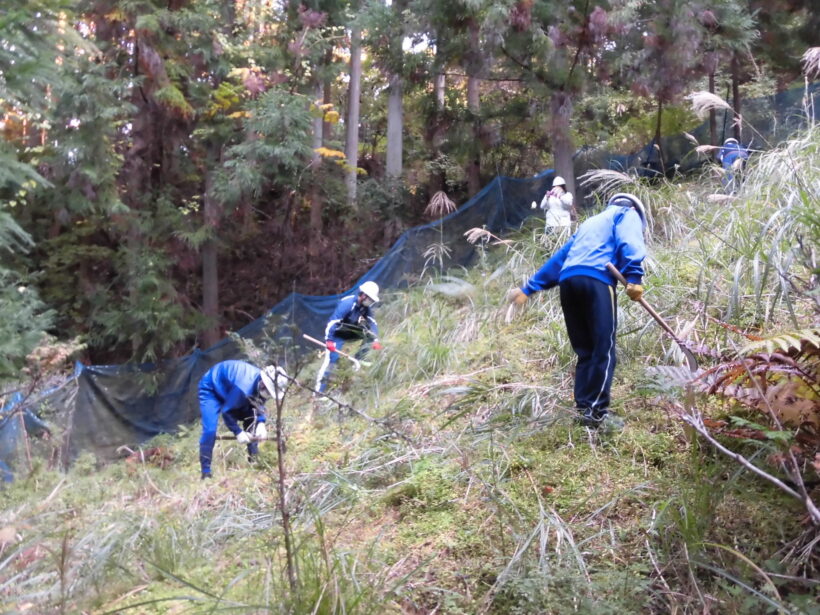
1, 127, 819, 614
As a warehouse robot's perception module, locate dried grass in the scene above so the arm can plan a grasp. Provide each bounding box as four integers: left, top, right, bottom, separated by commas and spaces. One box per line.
687, 91, 732, 120
801, 47, 820, 79
424, 190, 457, 219
578, 168, 635, 196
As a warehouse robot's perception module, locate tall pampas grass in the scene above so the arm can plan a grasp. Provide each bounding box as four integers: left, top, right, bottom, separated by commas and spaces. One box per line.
687, 91, 732, 120
425, 190, 456, 219
801, 47, 820, 79
577, 169, 635, 196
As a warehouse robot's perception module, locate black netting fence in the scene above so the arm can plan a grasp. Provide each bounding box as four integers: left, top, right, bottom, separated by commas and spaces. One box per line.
0, 170, 554, 471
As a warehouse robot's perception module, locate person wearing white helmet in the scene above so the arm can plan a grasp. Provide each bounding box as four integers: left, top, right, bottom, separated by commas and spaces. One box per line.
717, 137, 750, 193
315, 281, 383, 393
198, 360, 288, 479
536, 175, 574, 230
509, 193, 648, 430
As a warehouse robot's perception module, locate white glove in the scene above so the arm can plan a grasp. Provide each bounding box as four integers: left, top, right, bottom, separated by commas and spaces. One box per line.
254, 423, 267, 440
236, 431, 251, 444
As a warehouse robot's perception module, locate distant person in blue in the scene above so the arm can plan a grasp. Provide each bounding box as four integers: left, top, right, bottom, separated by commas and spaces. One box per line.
315, 281, 383, 394
198, 360, 287, 479
509, 193, 648, 429
717, 137, 750, 193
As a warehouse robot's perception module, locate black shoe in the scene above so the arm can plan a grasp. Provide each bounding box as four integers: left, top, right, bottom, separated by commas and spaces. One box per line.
201, 472, 212, 480
576, 407, 608, 428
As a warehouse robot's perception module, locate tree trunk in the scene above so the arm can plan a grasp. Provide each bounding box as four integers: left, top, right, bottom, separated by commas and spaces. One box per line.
345, 22, 362, 207
322, 48, 334, 144
201, 165, 220, 349
708, 69, 717, 152
466, 75, 481, 197
731, 54, 742, 142
435, 72, 446, 110
549, 90, 576, 216
125, 30, 159, 356
653, 96, 666, 173
309, 82, 324, 258
465, 18, 481, 197
385, 72, 403, 179
428, 71, 447, 196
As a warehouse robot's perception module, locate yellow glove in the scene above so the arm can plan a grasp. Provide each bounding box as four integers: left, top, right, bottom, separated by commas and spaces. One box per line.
626, 283, 644, 301
509, 288, 529, 305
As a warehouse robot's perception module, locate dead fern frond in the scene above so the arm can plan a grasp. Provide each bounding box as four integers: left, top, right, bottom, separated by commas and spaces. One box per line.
694, 328, 820, 433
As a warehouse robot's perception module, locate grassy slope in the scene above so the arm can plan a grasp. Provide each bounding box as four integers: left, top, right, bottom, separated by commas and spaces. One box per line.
1, 128, 818, 614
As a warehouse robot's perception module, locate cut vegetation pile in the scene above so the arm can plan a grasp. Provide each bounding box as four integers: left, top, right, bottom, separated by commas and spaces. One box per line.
1, 125, 819, 614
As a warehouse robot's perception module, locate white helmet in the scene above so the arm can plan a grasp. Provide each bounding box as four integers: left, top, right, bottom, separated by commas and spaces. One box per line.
552, 176, 566, 188
259, 365, 288, 401
608, 193, 647, 228
359, 281, 380, 303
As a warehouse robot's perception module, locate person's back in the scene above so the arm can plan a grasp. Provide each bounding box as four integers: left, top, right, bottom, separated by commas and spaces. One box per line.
718, 138, 750, 192
198, 360, 268, 479
718, 138, 749, 169
511, 193, 648, 428
201, 360, 260, 402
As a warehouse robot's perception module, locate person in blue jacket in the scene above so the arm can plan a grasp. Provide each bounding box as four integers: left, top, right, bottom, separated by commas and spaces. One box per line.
717, 137, 750, 193
198, 360, 287, 479
315, 281, 383, 394
509, 193, 648, 428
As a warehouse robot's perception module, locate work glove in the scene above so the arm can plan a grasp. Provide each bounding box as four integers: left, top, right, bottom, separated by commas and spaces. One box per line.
326, 340, 337, 352
236, 431, 252, 444
626, 283, 644, 302
509, 288, 528, 306
254, 423, 267, 440
372, 341, 383, 351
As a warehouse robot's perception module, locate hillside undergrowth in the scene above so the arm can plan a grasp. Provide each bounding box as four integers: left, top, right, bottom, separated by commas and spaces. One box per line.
2, 127, 819, 614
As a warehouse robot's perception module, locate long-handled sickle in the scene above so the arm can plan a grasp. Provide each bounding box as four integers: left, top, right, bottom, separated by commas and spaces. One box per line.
303, 333, 370, 371
606, 263, 699, 372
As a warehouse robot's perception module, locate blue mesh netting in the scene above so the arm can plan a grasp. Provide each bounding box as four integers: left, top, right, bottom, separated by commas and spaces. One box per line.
1, 82, 816, 477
